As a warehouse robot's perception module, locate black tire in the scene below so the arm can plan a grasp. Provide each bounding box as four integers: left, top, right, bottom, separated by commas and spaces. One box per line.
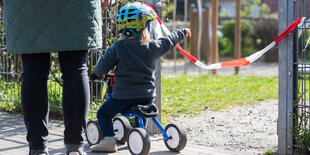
113, 116, 131, 144
127, 128, 150, 155
86, 120, 103, 146
164, 123, 187, 152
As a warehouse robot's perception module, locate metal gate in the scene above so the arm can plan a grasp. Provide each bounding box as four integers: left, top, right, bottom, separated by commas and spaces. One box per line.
278, 0, 310, 154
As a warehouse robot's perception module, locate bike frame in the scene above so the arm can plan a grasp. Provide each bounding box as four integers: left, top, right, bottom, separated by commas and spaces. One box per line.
105, 74, 170, 142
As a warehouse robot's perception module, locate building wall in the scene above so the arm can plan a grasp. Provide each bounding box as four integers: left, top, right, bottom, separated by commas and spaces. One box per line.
219, 0, 236, 17
176, 0, 267, 20
263, 0, 310, 16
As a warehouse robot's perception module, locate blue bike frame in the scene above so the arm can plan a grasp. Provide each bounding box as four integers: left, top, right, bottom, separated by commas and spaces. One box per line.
107, 92, 170, 142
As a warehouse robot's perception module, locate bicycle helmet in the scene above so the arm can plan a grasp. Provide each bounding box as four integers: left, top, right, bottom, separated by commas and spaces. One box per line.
117, 2, 157, 38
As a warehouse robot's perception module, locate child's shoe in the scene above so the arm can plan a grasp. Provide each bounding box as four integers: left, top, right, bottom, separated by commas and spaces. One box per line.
90, 139, 117, 152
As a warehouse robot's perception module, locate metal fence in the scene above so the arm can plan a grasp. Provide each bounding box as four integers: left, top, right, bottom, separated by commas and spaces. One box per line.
294, 1, 310, 152
0, 1, 122, 114
0, 10, 23, 111
278, 0, 310, 154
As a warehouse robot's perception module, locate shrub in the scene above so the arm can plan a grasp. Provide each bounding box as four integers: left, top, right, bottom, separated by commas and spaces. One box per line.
252, 18, 278, 50
219, 19, 256, 57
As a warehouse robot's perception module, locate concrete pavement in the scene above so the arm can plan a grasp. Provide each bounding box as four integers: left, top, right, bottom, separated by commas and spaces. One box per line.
0, 112, 244, 155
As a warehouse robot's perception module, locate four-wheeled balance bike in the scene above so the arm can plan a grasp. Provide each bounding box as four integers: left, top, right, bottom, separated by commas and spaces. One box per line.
86, 74, 187, 155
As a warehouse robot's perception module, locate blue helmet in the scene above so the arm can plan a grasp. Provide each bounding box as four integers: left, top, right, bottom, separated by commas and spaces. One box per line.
117, 2, 157, 37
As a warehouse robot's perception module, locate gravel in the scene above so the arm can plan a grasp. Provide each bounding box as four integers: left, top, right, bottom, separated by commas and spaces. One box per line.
162, 60, 279, 154
170, 99, 278, 154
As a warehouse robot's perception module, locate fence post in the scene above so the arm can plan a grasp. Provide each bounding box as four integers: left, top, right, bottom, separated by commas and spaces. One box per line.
202, 4, 210, 63
278, 0, 295, 154
189, 4, 198, 58
211, 0, 218, 74
173, 0, 177, 73
183, 0, 188, 74
234, 0, 241, 74
144, 0, 162, 134
189, 4, 210, 63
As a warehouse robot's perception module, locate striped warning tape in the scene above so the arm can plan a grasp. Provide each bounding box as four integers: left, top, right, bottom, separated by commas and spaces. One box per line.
156, 16, 306, 70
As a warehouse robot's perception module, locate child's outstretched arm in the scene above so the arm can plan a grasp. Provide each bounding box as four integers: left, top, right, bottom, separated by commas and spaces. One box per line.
152, 28, 191, 57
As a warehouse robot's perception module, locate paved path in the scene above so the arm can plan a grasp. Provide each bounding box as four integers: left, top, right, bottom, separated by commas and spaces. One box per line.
0, 112, 253, 155
162, 60, 278, 76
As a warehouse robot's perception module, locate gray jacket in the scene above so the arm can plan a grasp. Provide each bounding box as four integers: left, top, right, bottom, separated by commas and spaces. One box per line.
94, 29, 186, 99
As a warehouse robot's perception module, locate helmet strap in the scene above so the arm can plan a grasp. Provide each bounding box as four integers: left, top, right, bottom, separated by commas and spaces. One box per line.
129, 29, 141, 38
147, 22, 151, 33
122, 29, 127, 36
122, 29, 141, 38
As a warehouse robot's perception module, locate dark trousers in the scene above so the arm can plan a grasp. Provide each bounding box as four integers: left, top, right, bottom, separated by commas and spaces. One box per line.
97, 97, 154, 137
21, 51, 90, 150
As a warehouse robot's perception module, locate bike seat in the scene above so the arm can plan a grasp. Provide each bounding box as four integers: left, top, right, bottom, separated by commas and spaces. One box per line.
122, 103, 158, 118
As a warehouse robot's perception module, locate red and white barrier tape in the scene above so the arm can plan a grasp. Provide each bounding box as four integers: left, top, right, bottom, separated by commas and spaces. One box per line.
156, 16, 306, 69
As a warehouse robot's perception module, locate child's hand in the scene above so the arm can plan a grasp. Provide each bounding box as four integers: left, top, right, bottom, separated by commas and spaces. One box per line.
184, 28, 191, 37
90, 72, 101, 81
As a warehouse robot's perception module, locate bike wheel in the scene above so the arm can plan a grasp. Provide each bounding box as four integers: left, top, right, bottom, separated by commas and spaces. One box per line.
164, 123, 187, 152
86, 120, 102, 146
127, 128, 150, 155
113, 116, 131, 143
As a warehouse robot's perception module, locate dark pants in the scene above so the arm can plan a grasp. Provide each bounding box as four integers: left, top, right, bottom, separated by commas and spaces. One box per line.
21, 51, 90, 151
97, 97, 154, 137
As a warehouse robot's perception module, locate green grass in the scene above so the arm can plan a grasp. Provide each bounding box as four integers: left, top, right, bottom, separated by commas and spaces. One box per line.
263, 148, 277, 155
161, 74, 278, 119
0, 74, 279, 125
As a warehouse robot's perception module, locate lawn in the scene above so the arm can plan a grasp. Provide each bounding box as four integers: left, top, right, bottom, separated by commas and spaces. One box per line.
161, 74, 278, 119
0, 74, 279, 124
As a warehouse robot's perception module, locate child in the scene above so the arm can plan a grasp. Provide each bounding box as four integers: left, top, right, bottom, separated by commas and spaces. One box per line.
90, 2, 191, 152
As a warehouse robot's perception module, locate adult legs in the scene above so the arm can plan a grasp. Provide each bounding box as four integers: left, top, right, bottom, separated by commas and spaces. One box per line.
58, 51, 90, 154
21, 53, 51, 155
